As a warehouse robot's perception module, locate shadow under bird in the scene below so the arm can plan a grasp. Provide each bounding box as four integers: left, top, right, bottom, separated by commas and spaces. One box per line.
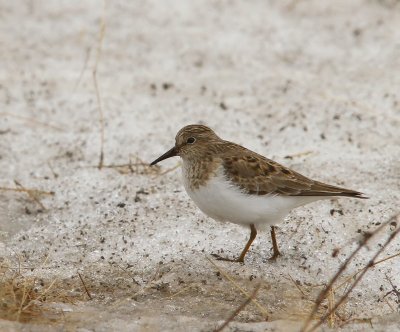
150, 124, 368, 263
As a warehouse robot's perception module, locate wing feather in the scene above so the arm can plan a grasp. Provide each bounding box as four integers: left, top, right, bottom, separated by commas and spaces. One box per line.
221, 145, 367, 198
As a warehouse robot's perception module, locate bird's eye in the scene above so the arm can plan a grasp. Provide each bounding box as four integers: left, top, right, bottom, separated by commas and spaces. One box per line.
186, 137, 196, 144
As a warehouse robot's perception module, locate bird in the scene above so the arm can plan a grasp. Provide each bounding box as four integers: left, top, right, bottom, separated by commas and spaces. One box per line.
150, 124, 367, 263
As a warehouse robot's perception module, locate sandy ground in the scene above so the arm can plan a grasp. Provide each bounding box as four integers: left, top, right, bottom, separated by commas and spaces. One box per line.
1, 0, 400, 331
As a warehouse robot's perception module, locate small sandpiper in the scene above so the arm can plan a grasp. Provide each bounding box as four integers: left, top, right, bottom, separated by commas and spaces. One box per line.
151, 125, 367, 263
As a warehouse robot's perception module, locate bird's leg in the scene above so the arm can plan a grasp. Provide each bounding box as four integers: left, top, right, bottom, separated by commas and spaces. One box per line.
269, 225, 281, 261
237, 224, 257, 262
212, 224, 257, 263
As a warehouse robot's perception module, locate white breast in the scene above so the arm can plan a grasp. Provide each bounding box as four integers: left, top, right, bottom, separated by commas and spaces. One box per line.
182, 165, 322, 229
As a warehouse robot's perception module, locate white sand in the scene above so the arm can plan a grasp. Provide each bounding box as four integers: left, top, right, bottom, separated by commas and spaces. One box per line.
1, 0, 400, 331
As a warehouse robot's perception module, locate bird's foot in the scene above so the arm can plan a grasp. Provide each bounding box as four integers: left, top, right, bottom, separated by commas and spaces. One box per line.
268, 251, 281, 262
211, 253, 244, 263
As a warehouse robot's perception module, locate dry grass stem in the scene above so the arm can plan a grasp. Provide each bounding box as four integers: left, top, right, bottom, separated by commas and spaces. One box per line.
334, 251, 400, 292
100, 155, 161, 175
383, 273, 400, 310
73, 47, 91, 92
93, 1, 107, 169
169, 283, 200, 299
0, 112, 64, 131
383, 298, 396, 312
78, 272, 92, 300
113, 262, 140, 285
305, 214, 400, 332
284, 150, 314, 159
0, 181, 54, 210
206, 256, 269, 320
0, 187, 54, 196
287, 274, 306, 297
328, 287, 335, 328
47, 162, 59, 179
301, 219, 390, 332
111, 264, 162, 309
154, 162, 181, 178
338, 317, 373, 329
320, 91, 378, 117
14, 180, 48, 210
0, 272, 84, 323
214, 283, 261, 332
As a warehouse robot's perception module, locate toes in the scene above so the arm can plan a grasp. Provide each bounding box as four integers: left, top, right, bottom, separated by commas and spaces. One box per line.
211, 253, 244, 263
268, 253, 281, 261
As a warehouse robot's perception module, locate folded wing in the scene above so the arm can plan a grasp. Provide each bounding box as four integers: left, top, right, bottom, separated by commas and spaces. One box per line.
221, 147, 367, 199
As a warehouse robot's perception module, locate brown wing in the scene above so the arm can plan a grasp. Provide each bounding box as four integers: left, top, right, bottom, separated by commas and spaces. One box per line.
221, 145, 367, 198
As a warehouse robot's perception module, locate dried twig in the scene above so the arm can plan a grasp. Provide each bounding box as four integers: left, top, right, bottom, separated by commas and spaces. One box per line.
214, 283, 261, 332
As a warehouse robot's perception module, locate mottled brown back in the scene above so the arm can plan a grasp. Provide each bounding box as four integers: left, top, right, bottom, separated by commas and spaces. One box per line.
220, 142, 367, 198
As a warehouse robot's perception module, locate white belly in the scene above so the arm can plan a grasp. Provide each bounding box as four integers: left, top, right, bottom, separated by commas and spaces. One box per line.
182, 166, 321, 228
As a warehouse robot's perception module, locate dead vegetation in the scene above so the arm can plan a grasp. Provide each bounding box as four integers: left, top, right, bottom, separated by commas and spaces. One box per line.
100, 155, 162, 175
199, 214, 400, 331
0, 112, 64, 131
99, 154, 180, 177
0, 261, 86, 323
1, 8, 398, 329
1, 201, 399, 329
0, 144, 398, 329
1, 155, 398, 329
301, 213, 400, 332
0, 181, 55, 210
93, 3, 106, 170
214, 283, 262, 332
